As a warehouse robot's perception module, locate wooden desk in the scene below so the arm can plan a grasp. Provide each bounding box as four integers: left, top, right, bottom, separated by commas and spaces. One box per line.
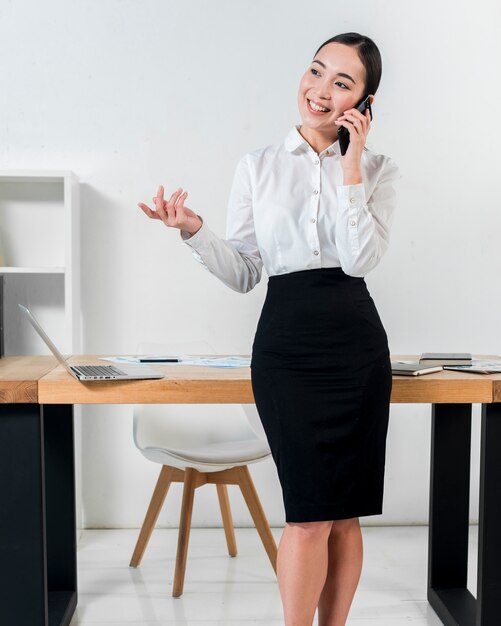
1, 355, 501, 626
0, 355, 57, 402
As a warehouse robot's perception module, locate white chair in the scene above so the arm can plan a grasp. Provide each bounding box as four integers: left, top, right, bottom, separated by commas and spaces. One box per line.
129, 341, 277, 597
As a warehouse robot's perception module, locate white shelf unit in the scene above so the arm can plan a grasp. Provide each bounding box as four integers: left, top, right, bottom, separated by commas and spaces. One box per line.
0, 170, 80, 355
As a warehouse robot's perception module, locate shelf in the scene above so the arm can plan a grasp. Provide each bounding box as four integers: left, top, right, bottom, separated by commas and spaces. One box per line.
0, 267, 65, 274
0, 180, 65, 267
0, 170, 76, 183
0, 168, 80, 355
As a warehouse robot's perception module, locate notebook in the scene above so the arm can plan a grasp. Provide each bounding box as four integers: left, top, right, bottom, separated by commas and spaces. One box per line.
391, 362, 443, 376
419, 352, 472, 365
18, 304, 164, 381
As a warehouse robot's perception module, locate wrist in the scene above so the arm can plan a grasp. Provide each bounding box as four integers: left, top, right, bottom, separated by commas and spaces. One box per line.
186, 216, 203, 236
342, 170, 362, 185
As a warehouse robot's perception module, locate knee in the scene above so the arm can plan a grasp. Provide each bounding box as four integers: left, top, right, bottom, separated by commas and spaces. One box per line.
329, 517, 360, 536
286, 520, 334, 540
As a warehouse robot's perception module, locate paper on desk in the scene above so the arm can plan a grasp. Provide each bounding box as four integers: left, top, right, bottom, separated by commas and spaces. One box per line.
100, 356, 251, 368
444, 360, 501, 373
101, 355, 180, 364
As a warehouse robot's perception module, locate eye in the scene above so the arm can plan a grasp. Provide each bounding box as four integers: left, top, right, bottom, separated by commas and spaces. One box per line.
335, 81, 348, 89
310, 68, 320, 76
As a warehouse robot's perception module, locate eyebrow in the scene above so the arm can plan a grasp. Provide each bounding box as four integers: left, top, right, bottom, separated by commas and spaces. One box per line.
311, 59, 356, 85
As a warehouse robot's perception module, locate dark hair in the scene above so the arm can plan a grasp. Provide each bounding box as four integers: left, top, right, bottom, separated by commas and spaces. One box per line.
314, 32, 382, 95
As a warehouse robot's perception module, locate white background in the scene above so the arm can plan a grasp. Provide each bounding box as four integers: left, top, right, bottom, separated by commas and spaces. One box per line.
1, 0, 500, 527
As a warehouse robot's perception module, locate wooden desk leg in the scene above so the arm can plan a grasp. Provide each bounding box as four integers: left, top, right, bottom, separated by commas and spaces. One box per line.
0, 403, 77, 626
427, 403, 474, 625
477, 403, 501, 625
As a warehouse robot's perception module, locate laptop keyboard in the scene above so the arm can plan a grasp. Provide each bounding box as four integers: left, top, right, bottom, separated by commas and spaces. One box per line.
72, 365, 126, 378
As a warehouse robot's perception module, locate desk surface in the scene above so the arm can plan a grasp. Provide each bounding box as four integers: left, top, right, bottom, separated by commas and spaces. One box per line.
1, 354, 499, 405
0, 356, 58, 403
1, 354, 501, 404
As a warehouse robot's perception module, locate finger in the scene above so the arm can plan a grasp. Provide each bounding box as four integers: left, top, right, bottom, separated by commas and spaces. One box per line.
340, 113, 366, 133
335, 120, 354, 135
166, 188, 183, 208
168, 187, 183, 204
335, 118, 360, 135
339, 112, 362, 125
174, 191, 188, 221
138, 203, 161, 220
175, 191, 188, 210
155, 185, 165, 208
155, 200, 168, 222
343, 108, 365, 118
342, 109, 368, 125
152, 196, 172, 208
155, 186, 166, 214
166, 188, 183, 221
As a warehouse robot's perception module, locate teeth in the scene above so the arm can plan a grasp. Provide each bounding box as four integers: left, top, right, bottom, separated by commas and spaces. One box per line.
309, 99, 329, 112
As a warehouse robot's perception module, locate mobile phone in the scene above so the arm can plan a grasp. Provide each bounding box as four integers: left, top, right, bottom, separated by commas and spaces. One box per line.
338, 94, 372, 156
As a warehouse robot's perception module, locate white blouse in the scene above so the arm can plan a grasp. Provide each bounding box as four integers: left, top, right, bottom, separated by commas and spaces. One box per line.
180, 125, 400, 293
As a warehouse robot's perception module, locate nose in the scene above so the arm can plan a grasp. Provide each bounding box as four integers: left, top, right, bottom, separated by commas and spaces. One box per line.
314, 78, 331, 102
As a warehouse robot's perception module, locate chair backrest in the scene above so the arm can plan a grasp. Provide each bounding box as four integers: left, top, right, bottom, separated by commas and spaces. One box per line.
133, 340, 261, 452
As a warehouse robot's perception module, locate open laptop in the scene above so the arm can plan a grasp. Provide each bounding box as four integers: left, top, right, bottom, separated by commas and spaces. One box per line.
18, 304, 164, 381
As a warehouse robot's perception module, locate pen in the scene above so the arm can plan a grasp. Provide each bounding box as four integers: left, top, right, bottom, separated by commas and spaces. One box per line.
138, 358, 181, 363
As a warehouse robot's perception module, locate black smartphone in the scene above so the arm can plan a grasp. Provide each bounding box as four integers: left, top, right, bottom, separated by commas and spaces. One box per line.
338, 94, 372, 156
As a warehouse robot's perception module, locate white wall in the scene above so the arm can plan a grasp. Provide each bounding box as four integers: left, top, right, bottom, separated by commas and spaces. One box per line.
1, 0, 500, 527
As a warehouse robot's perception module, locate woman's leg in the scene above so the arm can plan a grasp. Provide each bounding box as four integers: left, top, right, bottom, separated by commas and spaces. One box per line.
277, 520, 334, 626
317, 517, 363, 626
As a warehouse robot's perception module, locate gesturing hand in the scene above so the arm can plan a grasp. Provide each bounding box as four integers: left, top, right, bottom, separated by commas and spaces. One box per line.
138, 186, 203, 236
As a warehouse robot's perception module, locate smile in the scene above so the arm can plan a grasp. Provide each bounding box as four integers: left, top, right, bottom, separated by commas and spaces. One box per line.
307, 98, 331, 114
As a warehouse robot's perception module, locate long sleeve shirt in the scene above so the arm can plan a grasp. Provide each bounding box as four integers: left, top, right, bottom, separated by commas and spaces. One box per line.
180, 125, 400, 293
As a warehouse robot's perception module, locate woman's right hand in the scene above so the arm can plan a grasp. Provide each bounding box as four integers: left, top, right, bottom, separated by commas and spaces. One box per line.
138, 186, 203, 236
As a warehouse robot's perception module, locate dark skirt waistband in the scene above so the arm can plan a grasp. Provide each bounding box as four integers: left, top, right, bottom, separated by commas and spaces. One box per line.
253, 266, 388, 367
268, 266, 364, 285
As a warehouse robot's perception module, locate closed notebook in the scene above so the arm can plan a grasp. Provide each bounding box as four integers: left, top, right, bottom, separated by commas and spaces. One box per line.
420, 352, 472, 365
391, 362, 443, 376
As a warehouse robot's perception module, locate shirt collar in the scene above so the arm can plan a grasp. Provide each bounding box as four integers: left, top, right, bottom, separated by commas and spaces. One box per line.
284, 125, 339, 156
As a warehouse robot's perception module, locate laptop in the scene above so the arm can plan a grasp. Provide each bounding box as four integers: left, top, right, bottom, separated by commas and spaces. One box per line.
18, 304, 164, 381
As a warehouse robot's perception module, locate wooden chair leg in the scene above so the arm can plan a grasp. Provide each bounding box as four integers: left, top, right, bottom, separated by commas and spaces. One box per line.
130, 465, 175, 567
236, 465, 277, 574
172, 467, 198, 597
216, 483, 237, 557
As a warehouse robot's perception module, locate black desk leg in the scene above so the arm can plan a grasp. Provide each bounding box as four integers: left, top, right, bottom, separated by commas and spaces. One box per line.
0, 403, 77, 626
477, 403, 501, 625
428, 403, 475, 625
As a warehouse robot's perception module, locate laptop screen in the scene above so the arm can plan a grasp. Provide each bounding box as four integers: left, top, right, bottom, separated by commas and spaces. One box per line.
18, 304, 75, 377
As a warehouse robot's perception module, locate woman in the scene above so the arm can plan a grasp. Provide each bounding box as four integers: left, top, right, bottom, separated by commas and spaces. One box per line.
139, 32, 399, 626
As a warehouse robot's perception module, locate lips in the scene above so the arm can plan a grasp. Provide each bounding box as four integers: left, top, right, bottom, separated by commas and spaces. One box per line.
307, 98, 331, 114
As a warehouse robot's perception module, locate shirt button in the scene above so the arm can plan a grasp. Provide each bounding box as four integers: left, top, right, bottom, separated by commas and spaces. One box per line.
350, 197, 356, 204
310, 218, 316, 223
313, 189, 319, 195
349, 219, 357, 226
313, 250, 319, 256
314, 159, 320, 165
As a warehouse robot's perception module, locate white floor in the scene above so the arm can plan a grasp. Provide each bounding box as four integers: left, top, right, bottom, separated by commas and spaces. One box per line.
70, 525, 478, 625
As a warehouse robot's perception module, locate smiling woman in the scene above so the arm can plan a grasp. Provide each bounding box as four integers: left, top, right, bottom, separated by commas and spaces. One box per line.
139, 31, 399, 626
297, 32, 382, 160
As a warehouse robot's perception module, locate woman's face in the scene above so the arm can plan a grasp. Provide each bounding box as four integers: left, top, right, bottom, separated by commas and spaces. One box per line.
298, 42, 369, 136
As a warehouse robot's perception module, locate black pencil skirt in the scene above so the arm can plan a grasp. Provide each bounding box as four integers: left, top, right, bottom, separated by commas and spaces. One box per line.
250, 267, 392, 523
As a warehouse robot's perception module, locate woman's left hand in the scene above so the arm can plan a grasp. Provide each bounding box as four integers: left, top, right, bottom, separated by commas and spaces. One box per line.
335, 106, 371, 181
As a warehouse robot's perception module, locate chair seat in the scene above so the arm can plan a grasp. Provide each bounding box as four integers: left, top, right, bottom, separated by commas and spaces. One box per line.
142, 438, 271, 465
